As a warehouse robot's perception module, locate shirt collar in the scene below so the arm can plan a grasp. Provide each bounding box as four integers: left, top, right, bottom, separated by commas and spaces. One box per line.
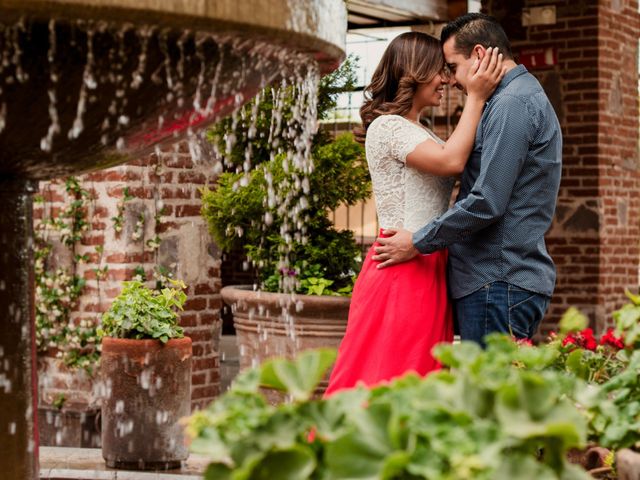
494, 64, 528, 95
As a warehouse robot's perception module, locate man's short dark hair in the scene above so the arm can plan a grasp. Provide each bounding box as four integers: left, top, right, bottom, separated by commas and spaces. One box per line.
441, 13, 513, 60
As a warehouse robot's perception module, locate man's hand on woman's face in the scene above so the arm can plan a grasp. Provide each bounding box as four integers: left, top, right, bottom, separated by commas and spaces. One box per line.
372, 228, 419, 269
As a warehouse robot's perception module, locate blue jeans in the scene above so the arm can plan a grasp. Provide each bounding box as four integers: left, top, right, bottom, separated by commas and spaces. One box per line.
454, 281, 550, 347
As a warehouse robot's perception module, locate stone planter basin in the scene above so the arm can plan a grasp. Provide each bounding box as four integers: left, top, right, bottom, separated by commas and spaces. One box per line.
221, 285, 350, 396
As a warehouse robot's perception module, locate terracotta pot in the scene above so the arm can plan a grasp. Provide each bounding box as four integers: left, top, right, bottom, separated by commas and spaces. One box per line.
38, 403, 100, 448
617, 449, 640, 480
221, 285, 349, 397
567, 445, 612, 472
100, 337, 192, 470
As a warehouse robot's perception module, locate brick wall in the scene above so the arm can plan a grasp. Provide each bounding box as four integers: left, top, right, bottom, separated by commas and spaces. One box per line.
596, 0, 640, 330
482, 0, 640, 334
36, 142, 222, 412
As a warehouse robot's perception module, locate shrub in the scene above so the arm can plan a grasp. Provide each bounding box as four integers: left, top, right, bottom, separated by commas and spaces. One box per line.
201, 57, 371, 295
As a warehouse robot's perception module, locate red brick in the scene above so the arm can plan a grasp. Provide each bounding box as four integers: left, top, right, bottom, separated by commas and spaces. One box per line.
161, 187, 192, 199
191, 385, 220, 400
177, 172, 207, 184
175, 205, 202, 217
193, 357, 217, 371
194, 284, 216, 295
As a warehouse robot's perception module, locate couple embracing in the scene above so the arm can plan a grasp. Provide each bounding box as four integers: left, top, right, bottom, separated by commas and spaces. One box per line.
325, 13, 562, 396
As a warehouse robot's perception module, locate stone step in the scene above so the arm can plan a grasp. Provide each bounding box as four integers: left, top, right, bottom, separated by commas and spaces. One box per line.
40, 447, 208, 480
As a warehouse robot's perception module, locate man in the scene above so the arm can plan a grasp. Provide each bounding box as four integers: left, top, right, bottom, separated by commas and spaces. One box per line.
372, 13, 562, 346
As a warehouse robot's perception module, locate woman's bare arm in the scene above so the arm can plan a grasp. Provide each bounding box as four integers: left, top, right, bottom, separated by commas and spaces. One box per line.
406, 47, 505, 176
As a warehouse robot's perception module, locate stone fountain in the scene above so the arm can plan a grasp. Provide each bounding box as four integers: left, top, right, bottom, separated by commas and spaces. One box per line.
0, 1, 346, 478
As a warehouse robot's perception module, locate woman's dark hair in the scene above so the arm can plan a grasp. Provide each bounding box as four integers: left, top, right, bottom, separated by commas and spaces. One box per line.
441, 13, 513, 60
355, 32, 444, 144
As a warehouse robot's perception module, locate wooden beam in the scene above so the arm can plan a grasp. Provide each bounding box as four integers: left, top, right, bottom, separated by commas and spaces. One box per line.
347, 0, 448, 22
448, 0, 469, 20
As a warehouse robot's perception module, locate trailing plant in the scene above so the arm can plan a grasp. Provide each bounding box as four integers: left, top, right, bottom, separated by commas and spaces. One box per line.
35, 158, 177, 370
53, 393, 67, 410
34, 177, 100, 372
111, 186, 133, 235
186, 339, 592, 480
97, 279, 187, 343
201, 57, 370, 295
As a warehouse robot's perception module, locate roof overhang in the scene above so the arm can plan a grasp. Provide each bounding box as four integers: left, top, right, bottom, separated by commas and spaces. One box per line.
346, 0, 449, 30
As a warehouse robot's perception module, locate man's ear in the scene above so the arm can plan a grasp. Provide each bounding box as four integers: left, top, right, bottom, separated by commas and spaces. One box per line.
473, 44, 486, 60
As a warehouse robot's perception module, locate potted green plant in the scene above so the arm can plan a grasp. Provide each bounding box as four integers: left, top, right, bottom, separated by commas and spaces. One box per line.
200, 58, 370, 387
97, 279, 192, 470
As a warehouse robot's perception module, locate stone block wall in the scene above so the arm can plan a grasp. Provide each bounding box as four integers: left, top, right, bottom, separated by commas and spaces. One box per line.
36, 142, 222, 412
483, 0, 640, 334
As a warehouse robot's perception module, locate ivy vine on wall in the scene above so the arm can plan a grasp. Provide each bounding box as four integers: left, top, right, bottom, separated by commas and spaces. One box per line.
34, 177, 100, 372
34, 162, 170, 372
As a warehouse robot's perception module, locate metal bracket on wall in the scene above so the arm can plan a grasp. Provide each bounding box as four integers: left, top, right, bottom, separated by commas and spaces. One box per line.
522, 6, 557, 27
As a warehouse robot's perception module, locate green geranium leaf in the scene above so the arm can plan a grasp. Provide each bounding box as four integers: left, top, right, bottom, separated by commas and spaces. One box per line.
559, 307, 588, 334
301, 387, 368, 441
324, 404, 395, 478
493, 454, 558, 480
260, 348, 337, 401
433, 341, 482, 369
624, 289, 640, 306
190, 429, 232, 465
379, 450, 411, 479
248, 446, 316, 480
496, 394, 585, 449
565, 349, 589, 380
231, 368, 261, 394
204, 463, 232, 480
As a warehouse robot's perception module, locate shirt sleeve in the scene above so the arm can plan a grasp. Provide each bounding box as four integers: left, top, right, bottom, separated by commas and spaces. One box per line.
412, 94, 533, 254
370, 115, 428, 164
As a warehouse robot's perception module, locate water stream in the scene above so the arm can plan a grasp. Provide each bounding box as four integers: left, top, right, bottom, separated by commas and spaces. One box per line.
0, 11, 326, 456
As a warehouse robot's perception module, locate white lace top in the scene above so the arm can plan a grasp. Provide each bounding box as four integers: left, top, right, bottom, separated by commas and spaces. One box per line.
365, 115, 455, 232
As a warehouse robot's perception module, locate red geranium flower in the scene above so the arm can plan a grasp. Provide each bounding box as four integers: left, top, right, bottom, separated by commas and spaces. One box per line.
562, 328, 597, 351
599, 328, 624, 350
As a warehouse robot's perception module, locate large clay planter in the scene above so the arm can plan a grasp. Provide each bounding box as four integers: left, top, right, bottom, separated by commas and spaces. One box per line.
221, 285, 350, 397
100, 337, 192, 470
617, 449, 640, 480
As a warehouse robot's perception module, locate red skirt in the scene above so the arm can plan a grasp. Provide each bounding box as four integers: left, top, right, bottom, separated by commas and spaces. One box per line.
324, 234, 453, 396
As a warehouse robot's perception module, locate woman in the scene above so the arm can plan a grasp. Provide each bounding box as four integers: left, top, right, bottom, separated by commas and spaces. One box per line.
324, 32, 504, 396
